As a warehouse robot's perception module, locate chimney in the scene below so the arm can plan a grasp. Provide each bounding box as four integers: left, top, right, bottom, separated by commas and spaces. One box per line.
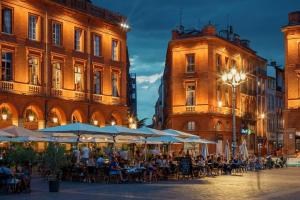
289, 11, 300, 25
202, 24, 216, 36
172, 30, 179, 40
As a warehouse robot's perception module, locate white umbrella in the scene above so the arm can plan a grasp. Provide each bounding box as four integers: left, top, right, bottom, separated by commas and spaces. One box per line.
240, 139, 248, 160
0, 130, 14, 137
163, 129, 200, 139
4, 126, 48, 138
225, 140, 231, 163
201, 143, 209, 160
138, 127, 173, 160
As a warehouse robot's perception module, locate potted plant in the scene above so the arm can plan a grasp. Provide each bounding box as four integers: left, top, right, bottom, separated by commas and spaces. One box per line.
44, 143, 67, 192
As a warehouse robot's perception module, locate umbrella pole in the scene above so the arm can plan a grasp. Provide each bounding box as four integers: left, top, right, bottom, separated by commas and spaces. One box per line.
113, 135, 116, 154
144, 137, 147, 161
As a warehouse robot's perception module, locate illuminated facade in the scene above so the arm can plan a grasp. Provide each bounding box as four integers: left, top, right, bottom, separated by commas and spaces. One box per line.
282, 11, 300, 154
154, 24, 267, 153
0, 0, 131, 130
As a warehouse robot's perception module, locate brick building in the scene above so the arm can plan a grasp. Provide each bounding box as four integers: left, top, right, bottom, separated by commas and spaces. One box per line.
154, 24, 267, 154
0, 0, 131, 131
282, 11, 300, 155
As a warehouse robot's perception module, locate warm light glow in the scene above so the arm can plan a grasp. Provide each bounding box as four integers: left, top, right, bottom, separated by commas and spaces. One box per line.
235, 73, 241, 82
218, 101, 223, 108
1, 113, 8, 121
227, 73, 233, 80
120, 22, 130, 29
130, 123, 137, 129
111, 120, 116, 126
231, 68, 237, 75
93, 120, 98, 126
129, 117, 133, 123
221, 73, 228, 82
28, 114, 34, 122
261, 113, 265, 119
52, 116, 58, 124
240, 73, 246, 81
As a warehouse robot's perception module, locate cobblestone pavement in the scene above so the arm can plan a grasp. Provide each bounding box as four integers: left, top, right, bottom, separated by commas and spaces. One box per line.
2, 168, 300, 200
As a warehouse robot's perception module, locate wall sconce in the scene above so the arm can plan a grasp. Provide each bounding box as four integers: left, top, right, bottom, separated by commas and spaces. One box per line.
52, 116, 58, 124
28, 114, 35, 122
129, 117, 133, 123
93, 120, 98, 126
218, 101, 223, 108
1, 113, 8, 121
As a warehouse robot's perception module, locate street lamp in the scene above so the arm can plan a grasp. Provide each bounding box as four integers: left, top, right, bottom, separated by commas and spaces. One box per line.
221, 68, 247, 158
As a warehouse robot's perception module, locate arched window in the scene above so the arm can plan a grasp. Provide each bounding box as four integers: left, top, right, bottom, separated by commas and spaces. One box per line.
187, 121, 196, 131
71, 114, 79, 123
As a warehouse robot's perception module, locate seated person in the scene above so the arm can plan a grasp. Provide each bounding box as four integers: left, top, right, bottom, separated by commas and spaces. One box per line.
144, 158, 156, 183
109, 157, 125, 182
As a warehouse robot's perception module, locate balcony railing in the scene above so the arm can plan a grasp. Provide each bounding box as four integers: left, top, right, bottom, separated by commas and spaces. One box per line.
93, 94, 103, 103
51, 88, 85, 101
0, 81, 13, 92
112, 97, 120, 105
0, 81, 42, 95
186, 106, 195, 112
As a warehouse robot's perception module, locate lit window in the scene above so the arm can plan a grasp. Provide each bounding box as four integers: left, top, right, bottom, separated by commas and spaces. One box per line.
94, 34, 101, 56
186, 54, 195, 73
28, 15, 37, 40
52, 22, 61, 46
217, 84, 221, 100
74, 29, 82, 51
112, 40, 119, 61
186, 84, 195, 106
74, 65, 83, 91
52, 63, 62, 89
94, 70, 102, 94
216, 54, 221, 72
28, 57, 39, 85
225, 87, 229, 106
1, 52, 13, 81
2, 8, 12, 34
187, 121, 195, 131
112, 72, 120, 97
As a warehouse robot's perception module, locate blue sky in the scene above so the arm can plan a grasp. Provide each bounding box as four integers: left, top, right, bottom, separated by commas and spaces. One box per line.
96, 0, 300, 124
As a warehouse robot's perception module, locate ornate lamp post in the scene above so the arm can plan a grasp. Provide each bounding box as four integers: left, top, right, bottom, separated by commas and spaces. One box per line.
221, 68, 246, 158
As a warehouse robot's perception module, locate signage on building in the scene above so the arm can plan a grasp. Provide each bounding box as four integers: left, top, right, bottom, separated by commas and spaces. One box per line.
241, 129, 253, 135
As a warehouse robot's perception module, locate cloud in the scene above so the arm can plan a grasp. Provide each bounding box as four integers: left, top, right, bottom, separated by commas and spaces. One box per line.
136, 72, 163, 84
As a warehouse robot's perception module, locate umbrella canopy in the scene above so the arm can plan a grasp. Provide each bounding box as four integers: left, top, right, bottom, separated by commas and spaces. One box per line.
40, 123, 102, 135
10, 136, 54, 142
96, 125, 159, 137
225, 140, 231, 163
184, 137, 216, 144
146, 135, 185, 144
0, 130, 14, 137
163, 129, 200, 139
3, 126, 48, 138
201, 143, 209, 159
0, 137, 14, 142
138, 127, 171, 138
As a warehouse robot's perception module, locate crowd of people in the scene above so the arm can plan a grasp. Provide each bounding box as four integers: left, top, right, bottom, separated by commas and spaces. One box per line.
0, 144, 289, 194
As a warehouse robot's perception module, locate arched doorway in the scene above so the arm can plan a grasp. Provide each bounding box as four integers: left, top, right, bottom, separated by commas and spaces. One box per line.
0, 103, 18, 128
48, 107, 67, 127
90, 111, 105, 127
23, 104, 44, 130
71, 110, 83, 123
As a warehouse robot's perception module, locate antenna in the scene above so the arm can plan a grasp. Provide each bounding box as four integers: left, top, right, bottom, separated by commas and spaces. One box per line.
178, 7, 184, 32
179, 8, 183, 27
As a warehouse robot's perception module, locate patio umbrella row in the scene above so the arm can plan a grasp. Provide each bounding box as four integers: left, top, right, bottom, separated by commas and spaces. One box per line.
0, 123, 216, 146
